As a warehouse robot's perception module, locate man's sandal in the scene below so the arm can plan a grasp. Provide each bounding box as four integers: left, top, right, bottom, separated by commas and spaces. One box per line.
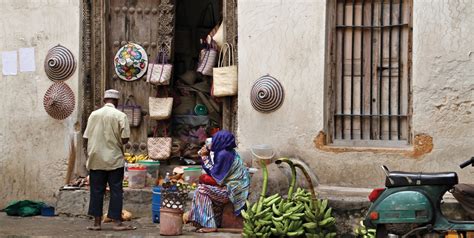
86, 226, 101, 231
112, 224, 137, 231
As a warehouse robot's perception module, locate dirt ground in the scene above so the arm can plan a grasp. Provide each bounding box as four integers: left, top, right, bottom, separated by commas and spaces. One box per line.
0, 212, 240, 237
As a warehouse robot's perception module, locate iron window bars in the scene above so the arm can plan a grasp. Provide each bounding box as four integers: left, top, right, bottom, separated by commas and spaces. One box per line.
333, 0, 411, 143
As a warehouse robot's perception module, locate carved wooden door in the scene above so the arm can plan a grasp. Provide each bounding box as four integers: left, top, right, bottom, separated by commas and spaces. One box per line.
105, 0, 175, 144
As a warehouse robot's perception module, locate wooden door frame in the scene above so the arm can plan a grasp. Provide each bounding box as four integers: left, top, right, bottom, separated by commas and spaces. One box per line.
81, 0, 238, 136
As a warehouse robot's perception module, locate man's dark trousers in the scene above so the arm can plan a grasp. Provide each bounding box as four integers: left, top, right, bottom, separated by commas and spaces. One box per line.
88, 167, 124, 220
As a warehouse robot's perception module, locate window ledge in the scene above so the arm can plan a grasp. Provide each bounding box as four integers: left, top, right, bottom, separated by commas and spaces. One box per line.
314, 132, 433, 158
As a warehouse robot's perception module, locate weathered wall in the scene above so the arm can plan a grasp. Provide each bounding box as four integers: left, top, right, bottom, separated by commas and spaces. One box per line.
0, 0, 81, 208
237, 0, 474, 188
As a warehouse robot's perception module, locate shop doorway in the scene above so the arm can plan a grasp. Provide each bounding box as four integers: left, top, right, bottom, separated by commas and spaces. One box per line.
170, 0, 223, 161
83, 0, 237, 165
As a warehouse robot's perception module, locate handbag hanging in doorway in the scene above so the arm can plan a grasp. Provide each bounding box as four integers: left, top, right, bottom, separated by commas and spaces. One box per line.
196, 39, 218, 76
117, 95, 142, 127
146, 51, 172, 86
149, 87, 174, 121
147, 123, 172, 160
206, 20, 225, 51
212, 43, 238, 97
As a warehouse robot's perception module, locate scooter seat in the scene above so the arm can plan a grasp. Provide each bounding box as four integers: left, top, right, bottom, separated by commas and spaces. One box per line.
386, 171, 458, 187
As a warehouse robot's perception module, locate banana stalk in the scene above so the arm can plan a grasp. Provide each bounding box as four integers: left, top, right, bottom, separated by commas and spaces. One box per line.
293, 163, 318, 208
256, 159, 269, 213
275, 158, 297, 199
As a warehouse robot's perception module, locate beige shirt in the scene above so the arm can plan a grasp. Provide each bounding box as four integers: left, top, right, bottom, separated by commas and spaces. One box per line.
83, 103, 130, 170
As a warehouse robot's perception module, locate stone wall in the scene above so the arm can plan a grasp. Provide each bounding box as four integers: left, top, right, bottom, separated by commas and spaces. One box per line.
237, 0, 474, 188
0, 0, 473, 212
0, 0, 81, 208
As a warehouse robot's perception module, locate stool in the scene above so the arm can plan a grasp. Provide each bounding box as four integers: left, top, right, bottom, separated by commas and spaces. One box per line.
221, 203, 243, 229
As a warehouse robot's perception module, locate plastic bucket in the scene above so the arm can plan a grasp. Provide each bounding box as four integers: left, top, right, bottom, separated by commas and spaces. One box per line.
128, 167, 146, 189
152, 186, 161, 223
160, 208, 183, 236
183, 166, 202, 184
251, 144, 275, 167
41, 206, 55, 216
138, 160, 160, 187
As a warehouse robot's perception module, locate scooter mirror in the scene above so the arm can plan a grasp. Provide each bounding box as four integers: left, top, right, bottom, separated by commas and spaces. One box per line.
381, 165, 390, 176
460, 157, 474, 169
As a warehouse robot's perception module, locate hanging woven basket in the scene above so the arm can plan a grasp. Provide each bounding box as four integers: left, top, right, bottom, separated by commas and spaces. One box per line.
43, 82, 76, 120
44, 45, 77, 81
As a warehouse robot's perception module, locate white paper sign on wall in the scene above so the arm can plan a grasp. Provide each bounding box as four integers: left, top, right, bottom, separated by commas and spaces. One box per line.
2, 51, 18, 76
19, 48, 36, 72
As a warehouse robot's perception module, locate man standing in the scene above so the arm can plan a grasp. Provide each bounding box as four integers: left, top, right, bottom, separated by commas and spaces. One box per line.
83, 89, 135, 231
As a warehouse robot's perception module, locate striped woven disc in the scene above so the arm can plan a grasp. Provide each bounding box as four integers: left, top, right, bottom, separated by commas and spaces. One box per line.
44, 45, 76, 81
43, 82, 75, 120
250, 75, 285, 113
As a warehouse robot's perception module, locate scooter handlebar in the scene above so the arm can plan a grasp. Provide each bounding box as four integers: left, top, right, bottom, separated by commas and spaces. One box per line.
460, 157, 474, 169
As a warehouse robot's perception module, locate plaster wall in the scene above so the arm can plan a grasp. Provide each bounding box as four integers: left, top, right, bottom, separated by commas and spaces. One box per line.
0, 0, 81, 208
238, 0, 474, 188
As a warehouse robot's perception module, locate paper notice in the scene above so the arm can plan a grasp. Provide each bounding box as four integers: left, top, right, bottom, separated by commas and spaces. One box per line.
2, 51, 18, 75
19, 48, 35, 72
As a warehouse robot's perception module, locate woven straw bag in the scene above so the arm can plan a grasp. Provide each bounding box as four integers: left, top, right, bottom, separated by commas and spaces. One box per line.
117, 95, 142, 127
147, 126, 172, 160
196, 40, 217, 76
148, 137, 172, 160
146, 52, 172, 85
205, 21, 225, 50
212, 43, 238, 97
149, 96, 173, 120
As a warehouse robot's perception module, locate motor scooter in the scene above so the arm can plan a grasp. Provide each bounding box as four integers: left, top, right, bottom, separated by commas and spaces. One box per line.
364, 157, 474, 237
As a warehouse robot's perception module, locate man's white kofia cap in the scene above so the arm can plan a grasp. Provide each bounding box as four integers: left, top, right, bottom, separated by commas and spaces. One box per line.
104, 89, 120, 99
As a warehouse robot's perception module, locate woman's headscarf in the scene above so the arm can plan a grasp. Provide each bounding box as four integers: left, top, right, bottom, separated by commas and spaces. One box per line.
203, 130, 237, 184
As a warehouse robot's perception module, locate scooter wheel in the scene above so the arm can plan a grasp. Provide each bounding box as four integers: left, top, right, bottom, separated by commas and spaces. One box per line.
376, 225, 388, 238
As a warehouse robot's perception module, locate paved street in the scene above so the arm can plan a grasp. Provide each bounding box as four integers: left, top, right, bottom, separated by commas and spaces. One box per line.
0, 212, 240, 237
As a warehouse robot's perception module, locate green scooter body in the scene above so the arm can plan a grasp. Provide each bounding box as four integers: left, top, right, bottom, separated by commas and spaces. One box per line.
365, 185, 474, 231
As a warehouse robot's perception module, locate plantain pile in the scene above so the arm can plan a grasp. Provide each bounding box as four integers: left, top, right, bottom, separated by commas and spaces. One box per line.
241, 158, 337, 238
241, 159, 273, 238
354, 220, 376, 238
293, 188, 337, 238
124, 153, 149, 163
241, 193, 281, 238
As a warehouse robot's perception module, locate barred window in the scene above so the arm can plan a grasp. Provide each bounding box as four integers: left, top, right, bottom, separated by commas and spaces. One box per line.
327, 0, 413, 147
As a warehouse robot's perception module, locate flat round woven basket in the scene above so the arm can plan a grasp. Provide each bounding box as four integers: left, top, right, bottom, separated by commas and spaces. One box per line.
43, 82, 75, 120
44, 45, 76, 81
114, 42, 148, 81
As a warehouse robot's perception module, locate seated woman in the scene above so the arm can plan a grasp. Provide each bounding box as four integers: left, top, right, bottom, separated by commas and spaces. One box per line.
184, 130, 250, 233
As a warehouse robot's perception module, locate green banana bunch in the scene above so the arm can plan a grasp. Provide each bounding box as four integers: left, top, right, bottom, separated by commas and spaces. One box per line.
267, 187, 336, 237
242, 193, 283, 238
243, 158, 338, 238
292, 187, 337, 237
242, 159, 278, 238
354, 220, 376, 238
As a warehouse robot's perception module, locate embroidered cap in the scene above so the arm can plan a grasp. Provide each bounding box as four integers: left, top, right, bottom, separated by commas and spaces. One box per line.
104, 89, 120, 99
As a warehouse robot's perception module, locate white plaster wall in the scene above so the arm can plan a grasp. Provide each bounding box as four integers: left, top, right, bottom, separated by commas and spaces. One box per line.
238, 0, 474, 187
0, 0, 81, 208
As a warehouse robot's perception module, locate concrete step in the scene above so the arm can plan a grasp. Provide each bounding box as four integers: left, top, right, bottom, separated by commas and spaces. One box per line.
55, 185, 470, 236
